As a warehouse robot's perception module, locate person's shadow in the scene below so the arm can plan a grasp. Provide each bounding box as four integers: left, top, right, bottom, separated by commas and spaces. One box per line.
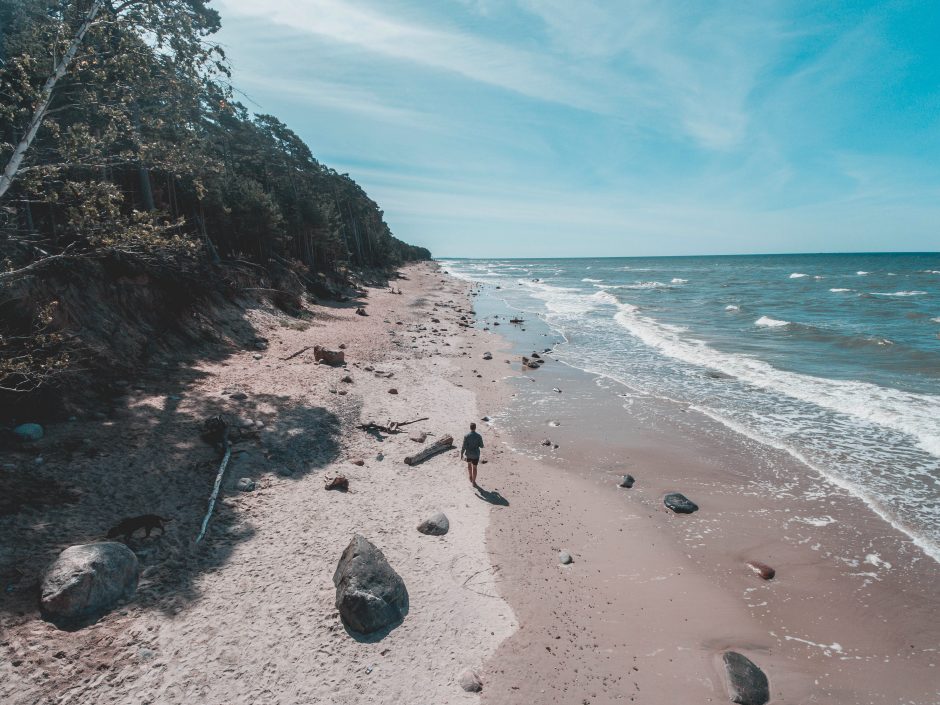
474, 485, 509, 506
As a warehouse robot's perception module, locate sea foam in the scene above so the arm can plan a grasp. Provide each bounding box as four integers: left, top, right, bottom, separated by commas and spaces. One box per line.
756, 316, 790, 327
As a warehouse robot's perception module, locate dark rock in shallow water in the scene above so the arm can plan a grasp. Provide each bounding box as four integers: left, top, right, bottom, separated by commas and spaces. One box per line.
722, 651, 769, 705
41, 543, 139, 627
618, 474, 635, 488
333, 535, 408, 634
747, 561, 775, 580
417, 512, 449, 536
664, 492, 698, 514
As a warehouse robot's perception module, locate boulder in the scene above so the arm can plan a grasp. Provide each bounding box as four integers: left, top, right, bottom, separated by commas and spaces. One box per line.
333, 535, 408, 634
618, 474, 635, 488
313, 346, 345, 366
747, 561, 775, 580
341, 375, 353, 383
388, 388, 398, 395
356, 307, 368, 316
458, 668, 483, 692
349, 458, 365, 466
482, 352, 493, 360
409, 432, 428, 443
664, 492, 698, 514
13, 423, 44, 442
40, 543, 139, 626
235, 477, 256, 492
558, 551, 573, 565
325, 476, 349, 491
417, 512, 449, 536
722, 651, 770, 705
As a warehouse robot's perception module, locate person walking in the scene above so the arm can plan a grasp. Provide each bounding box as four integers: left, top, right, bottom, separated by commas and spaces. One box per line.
460, 422, 484, 487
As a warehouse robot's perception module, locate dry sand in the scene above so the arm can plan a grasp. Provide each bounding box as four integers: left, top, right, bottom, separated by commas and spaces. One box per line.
1, 263, 515, 704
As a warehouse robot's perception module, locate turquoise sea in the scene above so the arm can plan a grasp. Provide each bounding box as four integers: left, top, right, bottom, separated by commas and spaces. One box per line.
441, 253, 940, 561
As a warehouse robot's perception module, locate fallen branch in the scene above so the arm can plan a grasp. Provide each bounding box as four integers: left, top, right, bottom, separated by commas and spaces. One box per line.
358, 416, 429, 434
282, 346, 312, 361
195, 428, 231, 545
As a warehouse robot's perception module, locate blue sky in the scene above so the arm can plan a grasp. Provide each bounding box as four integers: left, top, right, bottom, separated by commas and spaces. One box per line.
213, 0, 940, 257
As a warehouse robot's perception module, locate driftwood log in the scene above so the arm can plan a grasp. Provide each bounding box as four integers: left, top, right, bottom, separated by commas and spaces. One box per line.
404, 435, 454, 466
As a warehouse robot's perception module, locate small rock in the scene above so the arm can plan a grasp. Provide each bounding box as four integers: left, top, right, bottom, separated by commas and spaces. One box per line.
13, 423, 44, 442
417, 512, 449, 536
314, 346, 345, 366
664, 492, 698, 513
409, 432, 428, 443
235, 478, 256, 492
376, 452, 384, 461
541, 439, 552, 446
325, 476, 349, 491
230, 392, 248, 401
722, 651, 770, 705
458, 668, 483, 693
339, 343, 347, 349
558, 551, 573, 565
481, 416, 491, 422
349, 458, 365, 466
252, 353, 263, 360
618, 474, 635, 488
747, 561, 775, 580
356, 307, 368, 316
388, 388, 398, 395
341, 375, 353, 383
482, 352, 493, 360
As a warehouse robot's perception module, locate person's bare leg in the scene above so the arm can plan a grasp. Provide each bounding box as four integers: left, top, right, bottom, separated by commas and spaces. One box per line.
471, 462, 478, 486
467, 460, 474, 485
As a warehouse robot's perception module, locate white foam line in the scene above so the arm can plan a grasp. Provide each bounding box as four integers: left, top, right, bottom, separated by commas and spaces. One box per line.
689, 405, 940, 564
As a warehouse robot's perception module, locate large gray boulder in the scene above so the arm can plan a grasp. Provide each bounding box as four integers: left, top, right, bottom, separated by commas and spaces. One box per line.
40, 542, 139, 626
417, 512, 449, 536
333, 535, 408, 634
722, 651, 770, 705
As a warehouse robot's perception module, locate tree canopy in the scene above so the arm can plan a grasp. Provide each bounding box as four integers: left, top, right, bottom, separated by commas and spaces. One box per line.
0, 0, 430, 276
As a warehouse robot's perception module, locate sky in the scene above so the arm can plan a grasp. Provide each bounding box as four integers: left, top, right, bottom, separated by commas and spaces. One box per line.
212, 0, 940, 258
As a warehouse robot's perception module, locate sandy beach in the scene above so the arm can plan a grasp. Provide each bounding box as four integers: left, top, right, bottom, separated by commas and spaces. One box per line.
2, 262, 938, 704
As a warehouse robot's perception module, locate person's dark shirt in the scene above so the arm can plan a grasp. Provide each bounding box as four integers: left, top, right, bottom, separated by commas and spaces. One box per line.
462, 431, 484, 459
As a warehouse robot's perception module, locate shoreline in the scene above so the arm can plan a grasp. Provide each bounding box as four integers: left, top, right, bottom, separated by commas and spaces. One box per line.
2, 261, 937, 704
465, 271, 940, 704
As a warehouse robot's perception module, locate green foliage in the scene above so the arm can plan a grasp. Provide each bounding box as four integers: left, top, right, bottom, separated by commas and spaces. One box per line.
0, 0, 430, 275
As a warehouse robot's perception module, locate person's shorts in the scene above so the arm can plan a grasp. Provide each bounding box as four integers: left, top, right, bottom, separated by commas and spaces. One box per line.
466, 456, 479, 466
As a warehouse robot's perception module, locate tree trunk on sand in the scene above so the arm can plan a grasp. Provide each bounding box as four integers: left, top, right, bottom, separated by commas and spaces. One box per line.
404, 436, 454, 466
0, 0, 106, 201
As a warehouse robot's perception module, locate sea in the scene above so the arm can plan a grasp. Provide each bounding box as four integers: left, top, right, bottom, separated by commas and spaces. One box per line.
440, 253, 940, 562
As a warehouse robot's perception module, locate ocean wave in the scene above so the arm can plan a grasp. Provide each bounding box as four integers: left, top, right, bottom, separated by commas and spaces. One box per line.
871, 291, 927, 297
857, 271, 870, 275
590, 290, 619, 306
623, 281, 670, 289
755, 316, 790, 328
671, 278, 688, 284
829, 288, 852, 293
923, 270, 940, 275
581, 277, 603, 283
789, 272, 808, 278
725, 304, 740, 311
611, 305, 940, 459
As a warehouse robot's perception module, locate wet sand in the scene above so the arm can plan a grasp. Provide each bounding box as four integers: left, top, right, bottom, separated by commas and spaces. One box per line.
471, 280, 940, 704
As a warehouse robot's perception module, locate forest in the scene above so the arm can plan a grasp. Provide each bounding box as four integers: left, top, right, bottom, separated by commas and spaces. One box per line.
0, 0, 430, 407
